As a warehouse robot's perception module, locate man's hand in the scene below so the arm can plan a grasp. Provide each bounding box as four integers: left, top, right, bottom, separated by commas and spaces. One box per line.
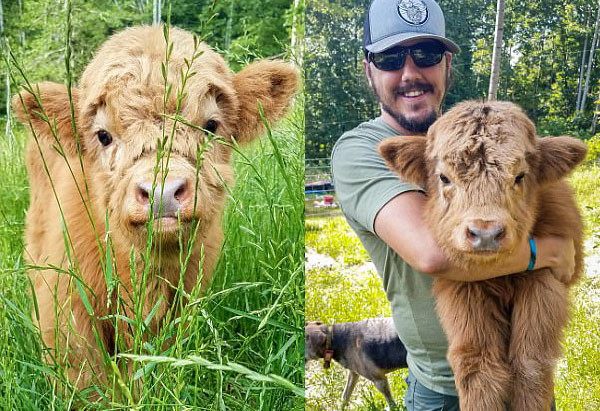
538, 236, 576, 283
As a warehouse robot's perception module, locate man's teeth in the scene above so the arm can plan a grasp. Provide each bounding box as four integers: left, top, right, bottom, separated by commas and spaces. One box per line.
404, 90, 425, 97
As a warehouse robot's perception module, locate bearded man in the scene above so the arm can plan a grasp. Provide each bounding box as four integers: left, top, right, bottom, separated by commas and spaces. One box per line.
331, 0, 571, 409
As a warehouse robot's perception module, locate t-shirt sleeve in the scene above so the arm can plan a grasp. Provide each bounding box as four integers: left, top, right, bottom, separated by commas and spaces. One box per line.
331, 131, 424, 235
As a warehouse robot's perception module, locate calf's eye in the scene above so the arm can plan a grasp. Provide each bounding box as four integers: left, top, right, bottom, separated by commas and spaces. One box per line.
97, 129, 113, 146
204, 120, 218, 134
515, 172, 525, 184
439, 174, 451, 184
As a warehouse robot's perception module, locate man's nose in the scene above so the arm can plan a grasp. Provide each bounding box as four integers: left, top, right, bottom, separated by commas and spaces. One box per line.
399, 55, 421, 80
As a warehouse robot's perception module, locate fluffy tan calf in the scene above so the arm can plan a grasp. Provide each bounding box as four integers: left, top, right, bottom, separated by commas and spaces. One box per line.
13, 25, 297, 389
379, 101, 586, 411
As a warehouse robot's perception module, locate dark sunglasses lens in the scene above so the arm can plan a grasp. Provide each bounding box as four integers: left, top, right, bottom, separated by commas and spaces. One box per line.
372, 50, 406, 71
371, 43, 445, 70
411, 44, 444, 67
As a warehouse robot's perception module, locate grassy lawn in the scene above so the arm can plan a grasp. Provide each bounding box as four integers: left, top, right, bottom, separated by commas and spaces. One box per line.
305, 164, 600, 411
0, 98, 304, 409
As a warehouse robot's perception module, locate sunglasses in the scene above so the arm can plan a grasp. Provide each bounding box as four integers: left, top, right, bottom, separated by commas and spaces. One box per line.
368, 42, 446, 71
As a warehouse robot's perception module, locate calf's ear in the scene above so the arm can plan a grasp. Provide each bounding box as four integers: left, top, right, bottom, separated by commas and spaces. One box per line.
233, 60, 299, 144
12, 82, 81, 156
536, 136, 587, 184
378, 136, 428, 186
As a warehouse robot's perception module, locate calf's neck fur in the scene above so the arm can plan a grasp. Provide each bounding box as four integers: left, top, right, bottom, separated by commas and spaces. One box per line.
13, 25, 298, 391
379, 101, 586, 411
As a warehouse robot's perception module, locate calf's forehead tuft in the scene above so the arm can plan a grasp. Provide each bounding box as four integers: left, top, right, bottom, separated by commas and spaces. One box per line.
78, 26, 234, 119
427, 101, 537, 178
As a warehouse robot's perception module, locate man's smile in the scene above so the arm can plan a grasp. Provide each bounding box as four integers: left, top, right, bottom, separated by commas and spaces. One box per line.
403, 90, 425, 97
395, 83, 434, 100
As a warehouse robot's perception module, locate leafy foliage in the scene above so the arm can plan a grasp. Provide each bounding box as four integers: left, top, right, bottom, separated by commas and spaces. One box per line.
0, 0, 297, 113
586, 134, 600, 163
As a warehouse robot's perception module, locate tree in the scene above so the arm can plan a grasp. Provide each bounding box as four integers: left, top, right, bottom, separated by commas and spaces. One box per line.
579, 0, 600, 116
153, 0, 162, 24
488, 0, 506, 100
576, 11, 590, 112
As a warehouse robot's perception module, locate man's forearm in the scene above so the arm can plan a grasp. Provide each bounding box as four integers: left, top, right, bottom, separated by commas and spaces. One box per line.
375, 192, 572, 282
429, 236, 567, 282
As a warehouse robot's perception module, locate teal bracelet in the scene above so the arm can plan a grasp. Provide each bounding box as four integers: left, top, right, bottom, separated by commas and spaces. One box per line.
527, 237, 537, 271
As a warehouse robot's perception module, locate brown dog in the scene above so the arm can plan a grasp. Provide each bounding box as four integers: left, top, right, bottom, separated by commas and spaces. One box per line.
306, 318, 408, 410
379, 101, 586, 411
13, 25, 298, 390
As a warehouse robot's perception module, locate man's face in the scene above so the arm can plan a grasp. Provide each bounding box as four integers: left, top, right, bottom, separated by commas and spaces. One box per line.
364, 40, 452, 134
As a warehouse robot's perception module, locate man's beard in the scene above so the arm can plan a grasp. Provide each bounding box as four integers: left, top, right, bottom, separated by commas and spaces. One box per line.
368, 67, 447, 134
381, 98, 438, 133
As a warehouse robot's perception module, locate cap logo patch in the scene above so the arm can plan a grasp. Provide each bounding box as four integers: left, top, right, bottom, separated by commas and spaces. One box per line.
397, 0, 428, 25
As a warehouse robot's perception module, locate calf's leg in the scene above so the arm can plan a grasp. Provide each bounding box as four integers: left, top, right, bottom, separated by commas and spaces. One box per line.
509, 271, 568, 411
434, 279, 511, 411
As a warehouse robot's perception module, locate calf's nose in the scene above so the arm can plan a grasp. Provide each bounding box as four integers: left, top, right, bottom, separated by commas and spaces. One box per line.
135, 178, 190, 217
465, 220, 506, 250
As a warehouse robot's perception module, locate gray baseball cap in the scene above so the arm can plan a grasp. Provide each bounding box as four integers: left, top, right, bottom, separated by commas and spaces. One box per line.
364, 0, 460, 54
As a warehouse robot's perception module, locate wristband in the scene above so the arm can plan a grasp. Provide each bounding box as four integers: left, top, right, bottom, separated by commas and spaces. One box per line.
527, 237, 537, 271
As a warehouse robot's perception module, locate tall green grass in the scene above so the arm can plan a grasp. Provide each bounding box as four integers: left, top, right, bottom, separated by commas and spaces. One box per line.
555, 164, 600, 410
0, 79, 304, 411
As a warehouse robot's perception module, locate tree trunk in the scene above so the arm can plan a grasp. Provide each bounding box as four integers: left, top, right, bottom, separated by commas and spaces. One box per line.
576, 12, 590, 112
579, 1, 600, 117
503, 41, 511, 99
591, 90, 600, 133
591, 80, 600, 134
153, 0, 162, 25
502, 11, 512, 99
532, 36, 544, 122
225, 0, 234, 52
291, 0, 302, 65
16, 0, 24, 44
136, 0, 145, 14
0, 0, 12, 149
488, 0, 506, 101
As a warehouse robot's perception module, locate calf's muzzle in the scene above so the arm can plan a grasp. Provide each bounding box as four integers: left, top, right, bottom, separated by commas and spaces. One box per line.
135, 178, 191, 218
465, 219, 506, 251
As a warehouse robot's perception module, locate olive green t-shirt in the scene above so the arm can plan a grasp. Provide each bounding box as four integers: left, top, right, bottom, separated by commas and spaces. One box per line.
330, 117, 457, 396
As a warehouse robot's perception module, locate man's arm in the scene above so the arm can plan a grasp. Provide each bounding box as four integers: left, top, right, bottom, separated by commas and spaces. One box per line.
374, 191, 575, 282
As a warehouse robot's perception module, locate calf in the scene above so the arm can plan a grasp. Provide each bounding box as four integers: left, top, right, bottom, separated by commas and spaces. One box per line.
13, 25, 297, 390
378, 101, 586, 411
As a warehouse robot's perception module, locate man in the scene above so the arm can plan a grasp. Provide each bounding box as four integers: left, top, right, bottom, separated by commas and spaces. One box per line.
331, 0, 573, 409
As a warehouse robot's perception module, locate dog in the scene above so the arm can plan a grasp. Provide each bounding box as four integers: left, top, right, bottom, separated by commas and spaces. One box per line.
305, 318, 408, 410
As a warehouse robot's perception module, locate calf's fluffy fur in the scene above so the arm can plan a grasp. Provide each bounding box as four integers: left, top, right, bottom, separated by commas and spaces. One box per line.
13, 26, 297, 389
379, 101, 586, 411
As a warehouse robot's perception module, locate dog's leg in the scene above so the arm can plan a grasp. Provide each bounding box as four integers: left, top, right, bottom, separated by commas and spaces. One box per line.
434, 279, 510, 411
509, 271, 568, 411
373, 377, 397, 410
341, 371, 359, 411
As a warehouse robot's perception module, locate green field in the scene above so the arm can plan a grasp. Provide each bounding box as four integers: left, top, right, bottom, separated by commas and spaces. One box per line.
305, 164, 600, 411
0, 98, 305, 409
